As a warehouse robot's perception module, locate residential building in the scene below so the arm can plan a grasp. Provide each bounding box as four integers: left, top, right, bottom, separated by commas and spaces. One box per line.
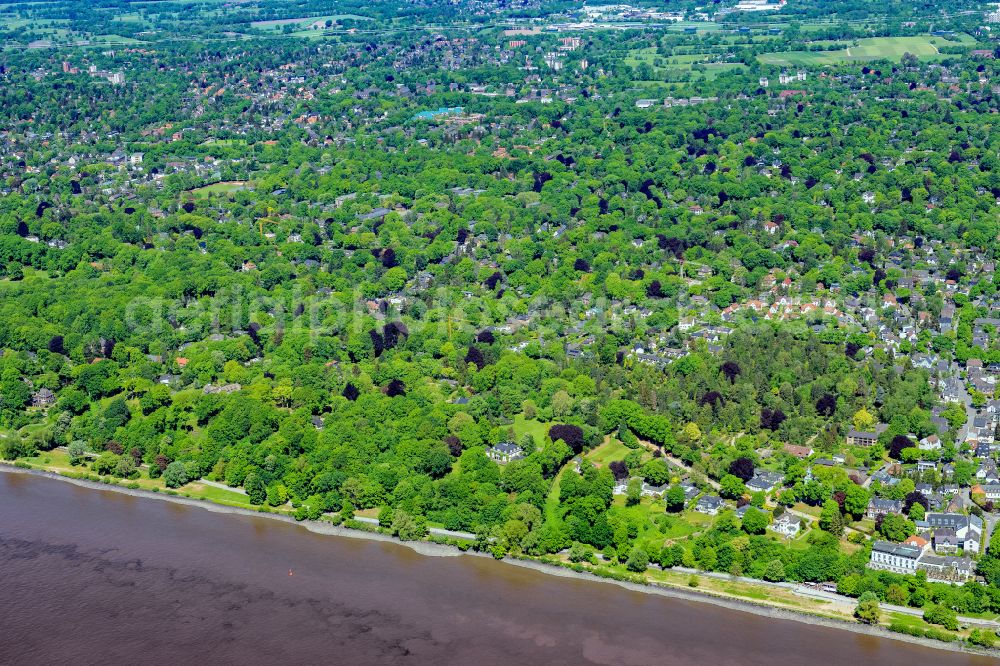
846, 424, 888, 447
933, 528, 960, 553
31, 388, 56, 408
746, 470, 784, 493
486, 441, 524, 463
924, 513, 983, 553
868, 540, 921, 574
918, 435, 941, 451
783, 444, 814, 459
641, 482, 670, 498
866, 497, 902, 519
770, 514, 801, 537
695, 495, 725, 515
918, 554, 976, 583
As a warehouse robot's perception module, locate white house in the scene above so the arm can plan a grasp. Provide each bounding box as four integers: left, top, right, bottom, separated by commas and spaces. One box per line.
918, 435, 941, 451
769, 514, 801, 538
486, 442, 525, 464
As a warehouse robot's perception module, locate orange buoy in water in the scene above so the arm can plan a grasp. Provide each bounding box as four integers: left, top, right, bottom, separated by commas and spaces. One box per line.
288, 570, 294, 576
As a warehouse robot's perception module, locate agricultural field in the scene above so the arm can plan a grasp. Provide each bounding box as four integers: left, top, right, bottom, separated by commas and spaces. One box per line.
758, 33, 976, 66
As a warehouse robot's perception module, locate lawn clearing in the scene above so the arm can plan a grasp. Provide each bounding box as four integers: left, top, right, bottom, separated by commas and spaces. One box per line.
544, 465, 567, 523
626, 45, 745, 81
187, 482, 257, 507
186, 181, 251, 197
13, 449, 258, 508
251, 14, 372, 31
25, 448, 76, 473
511, 414, 550, 443
585, 438, 632, 468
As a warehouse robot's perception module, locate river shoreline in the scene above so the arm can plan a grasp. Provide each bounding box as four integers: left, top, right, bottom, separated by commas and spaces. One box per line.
3, 463, 998, 659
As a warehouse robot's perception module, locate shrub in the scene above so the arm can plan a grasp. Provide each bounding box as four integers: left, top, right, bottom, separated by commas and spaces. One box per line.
968, 629, 997, 648
68, 440, 88, 465
625, 546, 649, 572
924, 605, 958, 631
0, 438, 36, 461
854, 592, 880, 625
163, 461, 189, 488
91, 452, 119, 476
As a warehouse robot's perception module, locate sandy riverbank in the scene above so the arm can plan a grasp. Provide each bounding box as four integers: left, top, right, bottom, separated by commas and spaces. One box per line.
3, 463, 998, 659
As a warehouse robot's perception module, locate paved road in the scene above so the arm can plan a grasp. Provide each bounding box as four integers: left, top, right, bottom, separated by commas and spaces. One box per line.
54, 445, 98, 459
199, 478, 248, 495
955, 378, 977, 442
351, 515, 477, 541
671, 567, 1000, 629
661, 452, 721, 491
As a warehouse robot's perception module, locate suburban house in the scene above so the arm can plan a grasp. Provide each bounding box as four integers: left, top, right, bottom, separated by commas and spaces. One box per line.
31, 388, 55, 408
612, 477, 633, 495
486, 441, 525, 464
979, 484, 1000, 501
866, 497, 902, 519
746, 470, 784, 493
976, 461, 999, 482
695, 495, 725, 515
932, 528, 960, 553
783, 444, 814, 459
680, 484, 700, 504
870, 468, 900, 486
918, 435, 941, 451
846, 423, 888, 447
922, 513, 983, 553
770, 513, 801, 537
641, 482, 670, 498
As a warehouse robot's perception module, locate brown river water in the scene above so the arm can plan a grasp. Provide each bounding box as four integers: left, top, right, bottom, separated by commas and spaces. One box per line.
0, 471, 995, 666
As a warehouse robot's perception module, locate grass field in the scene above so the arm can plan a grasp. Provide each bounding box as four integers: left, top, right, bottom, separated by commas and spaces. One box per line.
883, 610, 967, 639
544, 465, 566, 523
758, 34, 975, 66
111, 13, 145, 24
252, 14, 370, 27
644, 567, 844, 618
17, 448, 260, 508
511, 414, 550, 443
28, 449, 77, 473
663, 21, 723, 33
187, 482, 255, 507
187, 181, 250, 197
585, 438, 631, 468
251, 14, 372, 34
626, 46, 746, 82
